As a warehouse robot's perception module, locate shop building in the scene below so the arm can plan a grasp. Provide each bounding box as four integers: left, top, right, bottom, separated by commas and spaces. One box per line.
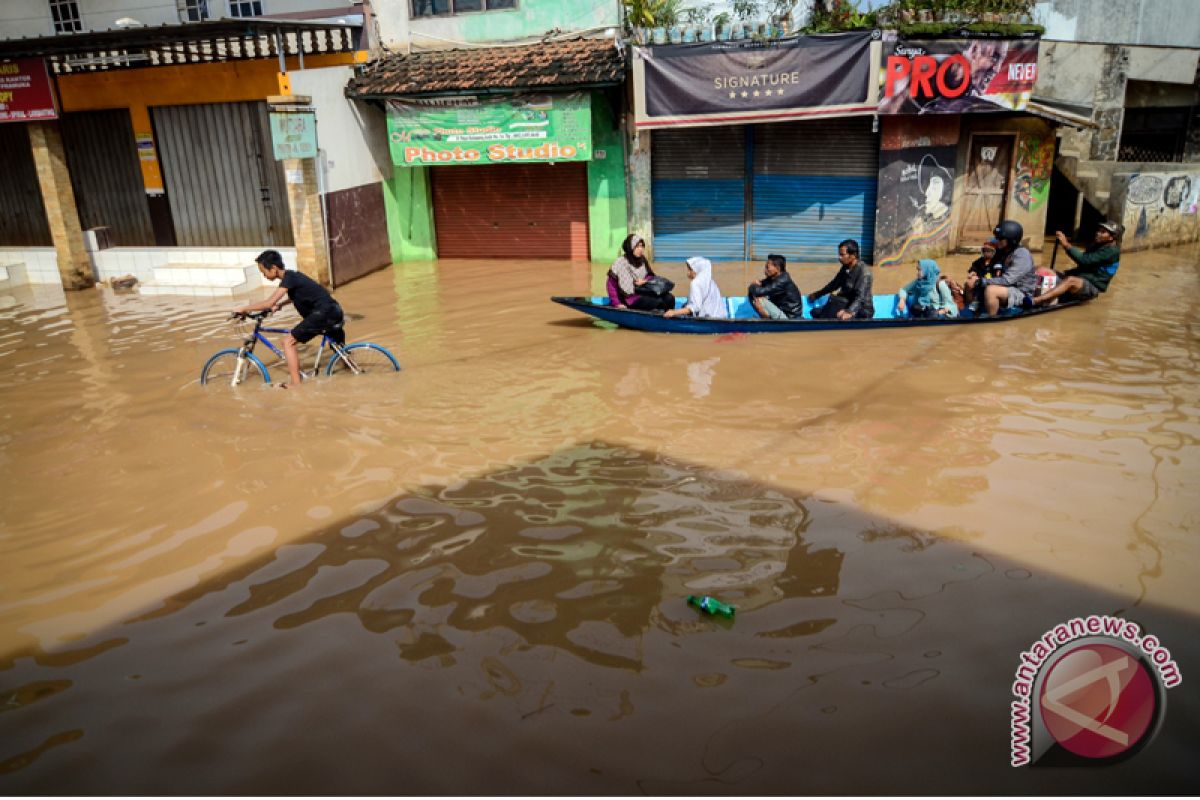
348, 0, 626, 263
874, 31, 1060, 265
1, 12, 377, 292
630, 32, 883, 264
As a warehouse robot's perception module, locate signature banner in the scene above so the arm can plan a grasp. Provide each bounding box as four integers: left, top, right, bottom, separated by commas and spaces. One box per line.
633, 31, 878, 129
879, 32, 1039, 114
387, 93, 591, 166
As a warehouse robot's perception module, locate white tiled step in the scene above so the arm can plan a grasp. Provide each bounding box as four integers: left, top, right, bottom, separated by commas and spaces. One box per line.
0, 263, 29, 288
151, 263, 258, 288
140, 284, 242, 298
140, 263, 261, 297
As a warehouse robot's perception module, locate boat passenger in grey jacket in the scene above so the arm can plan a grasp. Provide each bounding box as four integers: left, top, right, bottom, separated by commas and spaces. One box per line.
966, 219, 1037, 316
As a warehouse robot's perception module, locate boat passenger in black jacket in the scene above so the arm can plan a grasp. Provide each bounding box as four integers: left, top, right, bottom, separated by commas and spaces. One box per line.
808, 239, 875, 320
748, 254, 805, 319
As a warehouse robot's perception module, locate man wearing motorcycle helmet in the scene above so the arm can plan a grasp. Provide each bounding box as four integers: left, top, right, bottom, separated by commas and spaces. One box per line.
964, 219, 1038, 316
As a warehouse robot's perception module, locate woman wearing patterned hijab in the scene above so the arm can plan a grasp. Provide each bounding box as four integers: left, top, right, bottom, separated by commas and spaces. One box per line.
606, 234, 675, 312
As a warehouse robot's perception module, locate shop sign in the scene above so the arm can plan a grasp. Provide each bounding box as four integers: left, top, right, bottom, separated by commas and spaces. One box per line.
0, 58, 58, 123
269, 111, 318, 160
879, 33, 1039, 114
632, 31, 878, 129
387, 93, 592, 166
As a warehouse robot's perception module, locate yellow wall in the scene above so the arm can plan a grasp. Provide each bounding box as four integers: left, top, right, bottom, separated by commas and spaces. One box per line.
55, 53, 364, 192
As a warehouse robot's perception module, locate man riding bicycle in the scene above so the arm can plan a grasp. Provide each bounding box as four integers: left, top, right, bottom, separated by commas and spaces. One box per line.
234, 250, 344, 389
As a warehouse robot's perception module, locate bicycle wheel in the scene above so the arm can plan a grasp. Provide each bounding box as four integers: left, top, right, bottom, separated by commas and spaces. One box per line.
326, 343, 401, 376
200, 349, 270, 387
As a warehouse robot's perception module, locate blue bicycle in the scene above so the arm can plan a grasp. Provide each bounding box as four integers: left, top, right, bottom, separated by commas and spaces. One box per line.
200, 310, 400, 388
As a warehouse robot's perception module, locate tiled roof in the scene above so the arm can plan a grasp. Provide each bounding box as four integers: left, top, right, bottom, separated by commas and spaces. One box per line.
346, 36, 624, 97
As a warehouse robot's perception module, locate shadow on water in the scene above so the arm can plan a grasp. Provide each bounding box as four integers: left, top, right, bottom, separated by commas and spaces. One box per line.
1, 442, 1196, 795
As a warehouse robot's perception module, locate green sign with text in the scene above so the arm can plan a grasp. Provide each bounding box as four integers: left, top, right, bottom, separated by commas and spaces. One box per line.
270, 111, 317, 160
387, 93, 591, 166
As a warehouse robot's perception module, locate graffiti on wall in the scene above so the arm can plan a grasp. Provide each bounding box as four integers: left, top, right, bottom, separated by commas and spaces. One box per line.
1127, 174, 1164, 205
1012, 133, 1053, 212
877, 146, 956, 266
1163, 175, 1191, 209
1120, 171, 1200, 248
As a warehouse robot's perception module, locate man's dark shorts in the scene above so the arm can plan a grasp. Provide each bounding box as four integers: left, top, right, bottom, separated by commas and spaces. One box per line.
291, 305, 344, 344
1073, 278, 1101, 300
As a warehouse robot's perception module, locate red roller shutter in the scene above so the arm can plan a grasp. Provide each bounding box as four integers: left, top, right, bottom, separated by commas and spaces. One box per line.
432, 162, 589, 260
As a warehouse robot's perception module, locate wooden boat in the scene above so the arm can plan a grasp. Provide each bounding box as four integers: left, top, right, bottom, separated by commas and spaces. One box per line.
550, 294, 1089, 334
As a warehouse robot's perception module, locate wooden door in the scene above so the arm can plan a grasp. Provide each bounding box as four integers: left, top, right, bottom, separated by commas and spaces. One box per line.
957, 134, 1014, 244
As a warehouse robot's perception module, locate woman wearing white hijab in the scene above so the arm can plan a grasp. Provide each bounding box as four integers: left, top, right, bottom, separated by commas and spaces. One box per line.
665, 256, 728, 319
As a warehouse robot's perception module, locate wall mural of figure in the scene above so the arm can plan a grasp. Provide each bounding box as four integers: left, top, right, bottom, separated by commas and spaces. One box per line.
877, 146, 957, 267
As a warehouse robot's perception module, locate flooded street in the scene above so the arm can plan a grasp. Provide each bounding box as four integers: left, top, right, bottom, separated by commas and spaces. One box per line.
1, 247, 1198, 793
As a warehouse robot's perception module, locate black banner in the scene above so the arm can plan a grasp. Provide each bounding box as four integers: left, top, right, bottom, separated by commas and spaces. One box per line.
636, 32, 875, 125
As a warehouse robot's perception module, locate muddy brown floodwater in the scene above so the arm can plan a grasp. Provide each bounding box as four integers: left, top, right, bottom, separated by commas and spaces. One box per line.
1, 247, 1198, 794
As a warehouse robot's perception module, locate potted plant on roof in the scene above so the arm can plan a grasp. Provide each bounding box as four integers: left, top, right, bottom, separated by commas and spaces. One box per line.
713, 11, 732, 39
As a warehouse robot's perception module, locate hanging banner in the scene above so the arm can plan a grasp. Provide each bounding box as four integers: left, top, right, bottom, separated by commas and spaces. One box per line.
632, 31, 879, 130
387, 93, 592, 166
0, 58, 58, 123
879, 32, 1039, 114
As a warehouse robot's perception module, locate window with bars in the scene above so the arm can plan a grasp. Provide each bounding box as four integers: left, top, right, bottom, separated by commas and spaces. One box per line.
228, 0, 264, 17
49, 0, 82, 33
1119, 107, 1189, 163
182, 0, 211, 22
411, 0, 516, 17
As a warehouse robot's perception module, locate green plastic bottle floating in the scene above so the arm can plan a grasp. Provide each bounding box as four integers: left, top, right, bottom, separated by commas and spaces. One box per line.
687, 595, 736, 619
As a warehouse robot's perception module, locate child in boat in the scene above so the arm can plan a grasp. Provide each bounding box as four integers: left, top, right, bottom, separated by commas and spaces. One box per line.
665, 256, 728, 319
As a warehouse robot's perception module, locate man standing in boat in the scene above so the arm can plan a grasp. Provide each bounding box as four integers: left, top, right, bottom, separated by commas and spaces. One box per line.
1030, 221, 1122, 307
808, 239, 874, 320
964, 220, 1037, 316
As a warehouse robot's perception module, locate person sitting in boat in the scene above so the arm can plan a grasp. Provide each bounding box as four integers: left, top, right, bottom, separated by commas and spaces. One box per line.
896, 259, 957, 319
964, 220, 1036, 316
958, 238, 999, 311
665, 256, 728, 320
607, 233, 675, 312
748, 254, 804, 319
1030, 221, 1122, 308
808, 239, 875, 320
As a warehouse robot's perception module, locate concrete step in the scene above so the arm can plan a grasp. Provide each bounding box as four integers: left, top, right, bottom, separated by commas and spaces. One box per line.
140, 263, 260, 297
0, 262, 28, 289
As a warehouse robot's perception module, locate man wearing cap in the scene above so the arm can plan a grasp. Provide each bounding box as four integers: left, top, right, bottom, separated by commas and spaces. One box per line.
1031, 221, 1122, 307
964, 220, 1037, 316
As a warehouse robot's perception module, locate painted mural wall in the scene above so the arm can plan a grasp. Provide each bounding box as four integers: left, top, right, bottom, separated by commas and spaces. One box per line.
875, 116, 960, 267
1111, 170, 1200, 251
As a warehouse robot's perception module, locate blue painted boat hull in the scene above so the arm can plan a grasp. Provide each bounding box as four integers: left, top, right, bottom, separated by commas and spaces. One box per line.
550, 295, 1089, 334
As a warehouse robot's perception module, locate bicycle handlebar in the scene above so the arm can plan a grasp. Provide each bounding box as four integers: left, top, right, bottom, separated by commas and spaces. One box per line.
231, 310, 273, 321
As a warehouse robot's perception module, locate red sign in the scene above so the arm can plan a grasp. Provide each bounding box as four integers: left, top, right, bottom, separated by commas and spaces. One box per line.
879, 35, 1039, 115
0, 58, 58, 123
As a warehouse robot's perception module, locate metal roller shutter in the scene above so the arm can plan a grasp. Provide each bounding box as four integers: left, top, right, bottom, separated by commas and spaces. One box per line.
153, 101, 293, 247
0, 124, 52, 246
432, 163, 589, 260
652, 127, 746, 261
60, 110, 155, 246
750, 118, 878, 263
